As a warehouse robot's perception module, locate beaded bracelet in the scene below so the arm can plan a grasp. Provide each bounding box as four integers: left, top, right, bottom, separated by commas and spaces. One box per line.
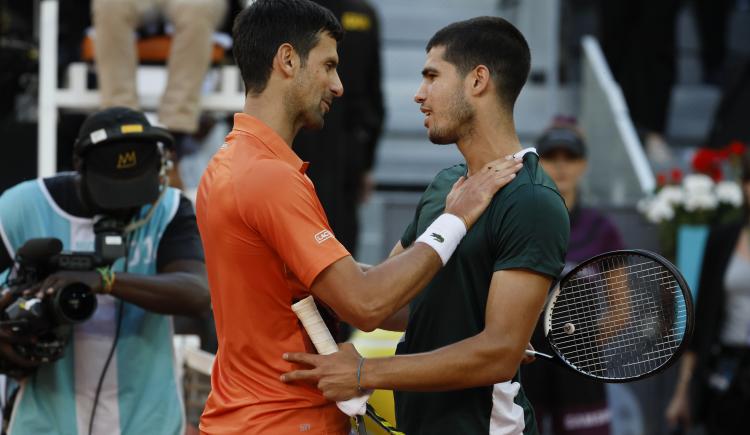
96, 266, 116, 294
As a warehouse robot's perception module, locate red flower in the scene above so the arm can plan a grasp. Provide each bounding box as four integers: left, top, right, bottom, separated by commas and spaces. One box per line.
711, 168, 723, 181
657, 173, 667, 187
728, 140, 746, 156
692, 148, 722, 174
671, 168, 683, 183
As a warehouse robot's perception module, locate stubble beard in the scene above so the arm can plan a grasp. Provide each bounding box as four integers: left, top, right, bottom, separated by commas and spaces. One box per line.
288, 74, 326, 132
302, 106, 325, 130
428, 88, 474, 145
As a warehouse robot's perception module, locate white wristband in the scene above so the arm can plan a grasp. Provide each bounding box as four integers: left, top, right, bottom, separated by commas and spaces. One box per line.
415, 213, 467, 265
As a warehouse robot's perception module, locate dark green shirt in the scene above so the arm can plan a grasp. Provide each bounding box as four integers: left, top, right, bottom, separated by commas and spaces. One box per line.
395, 153, 569, 435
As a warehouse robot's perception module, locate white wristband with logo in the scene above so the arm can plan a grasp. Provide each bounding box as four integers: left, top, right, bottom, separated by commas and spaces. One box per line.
415, 213, 467, 265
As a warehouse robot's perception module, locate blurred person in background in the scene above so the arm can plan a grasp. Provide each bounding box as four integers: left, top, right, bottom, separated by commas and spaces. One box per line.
666, 150, 750, 435
600, 0, 681, 165
522, 117, 624, 435
0, 107, 210, 434
91, 0, 228, 188
693, 0, 733, 86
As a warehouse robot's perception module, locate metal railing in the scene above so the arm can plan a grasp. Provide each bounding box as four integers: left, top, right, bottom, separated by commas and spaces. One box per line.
579, 35, 655, 206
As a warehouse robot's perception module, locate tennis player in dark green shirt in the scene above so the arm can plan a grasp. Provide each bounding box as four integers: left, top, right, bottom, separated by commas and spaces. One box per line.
283, 16, 569, 434
391, 150, 568, 434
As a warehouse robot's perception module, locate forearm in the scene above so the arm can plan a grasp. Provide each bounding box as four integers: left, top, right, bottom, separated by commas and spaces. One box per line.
353, 250, 410, 331
374, 243, 410, 331
672, 351, 696, 396
377, 305, 409, 332
360, 332, 521, 391
109, 271, 210, 317
337, 244, 441, 331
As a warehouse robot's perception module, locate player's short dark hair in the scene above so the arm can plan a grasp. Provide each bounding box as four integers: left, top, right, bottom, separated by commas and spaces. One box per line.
426, 16, 531, 109
232, 0, 343, 95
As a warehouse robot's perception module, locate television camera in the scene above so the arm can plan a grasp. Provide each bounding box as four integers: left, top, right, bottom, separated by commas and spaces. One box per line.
1, 218, 127, 363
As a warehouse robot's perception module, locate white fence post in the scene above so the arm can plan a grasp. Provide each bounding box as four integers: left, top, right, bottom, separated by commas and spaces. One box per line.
38, 0, 59, 177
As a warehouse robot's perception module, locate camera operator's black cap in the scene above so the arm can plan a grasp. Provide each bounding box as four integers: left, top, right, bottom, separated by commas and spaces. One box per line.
75, 107, 173, 210
536, 124, 587, 159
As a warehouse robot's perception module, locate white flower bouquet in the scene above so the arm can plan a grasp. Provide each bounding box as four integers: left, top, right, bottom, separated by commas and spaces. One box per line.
638, 172, 743, 259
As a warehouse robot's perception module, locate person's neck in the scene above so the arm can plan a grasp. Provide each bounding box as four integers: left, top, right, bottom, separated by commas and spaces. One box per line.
243, 93, 299, 147
457, 114, 522, 176
72, 173, 95, 216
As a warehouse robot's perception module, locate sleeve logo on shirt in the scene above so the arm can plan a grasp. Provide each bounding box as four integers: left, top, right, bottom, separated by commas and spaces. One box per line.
314, 230, 334, 244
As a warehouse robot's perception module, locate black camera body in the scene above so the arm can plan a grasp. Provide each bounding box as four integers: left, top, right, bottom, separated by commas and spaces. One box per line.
1, 218, 127, 363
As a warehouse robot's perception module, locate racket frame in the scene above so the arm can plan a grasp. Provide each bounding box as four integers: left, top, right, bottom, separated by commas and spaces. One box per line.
541, 249, 695, 383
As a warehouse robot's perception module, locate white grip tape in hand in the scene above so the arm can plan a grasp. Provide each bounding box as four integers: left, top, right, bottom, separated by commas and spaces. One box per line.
291, 296, 370, 416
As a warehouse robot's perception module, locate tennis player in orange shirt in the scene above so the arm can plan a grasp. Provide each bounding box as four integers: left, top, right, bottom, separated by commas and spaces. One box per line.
195, 1, 522, 433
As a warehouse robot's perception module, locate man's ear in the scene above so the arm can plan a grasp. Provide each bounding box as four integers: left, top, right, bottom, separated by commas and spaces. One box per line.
467, 65, 491, 97
274, 43, 298, 78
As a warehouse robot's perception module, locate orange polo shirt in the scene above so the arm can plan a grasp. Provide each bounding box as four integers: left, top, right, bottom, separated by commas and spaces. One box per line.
196, 113, 351, 434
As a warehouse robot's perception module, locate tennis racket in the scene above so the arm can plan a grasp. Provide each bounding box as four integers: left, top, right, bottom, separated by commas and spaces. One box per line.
526, 249, 694, 382
291, 297, 370, 434
291, 297, 405, 435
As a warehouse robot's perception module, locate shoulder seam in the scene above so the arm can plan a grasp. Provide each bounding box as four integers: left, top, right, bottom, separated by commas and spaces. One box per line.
36, 178, 92, 224
164, 189, 181, 224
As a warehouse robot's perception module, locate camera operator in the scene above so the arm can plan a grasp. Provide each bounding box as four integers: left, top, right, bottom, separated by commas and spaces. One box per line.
0, 107, 209, 435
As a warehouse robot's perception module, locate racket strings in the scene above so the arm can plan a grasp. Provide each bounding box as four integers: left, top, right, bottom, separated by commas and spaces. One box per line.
557, 260, 679, 317
553, 270, 681, 338
552, 297, 686, 345
552, 281, 684, 334
563, 261, 665, 289
562, 261, 685, 377
574, 258, 683, 359
548, 254, 689, 380
552, 274, 676, 317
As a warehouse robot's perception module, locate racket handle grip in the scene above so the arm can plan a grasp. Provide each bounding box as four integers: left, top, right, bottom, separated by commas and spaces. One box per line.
292, 296, 338, 355
291, 296, 369, 416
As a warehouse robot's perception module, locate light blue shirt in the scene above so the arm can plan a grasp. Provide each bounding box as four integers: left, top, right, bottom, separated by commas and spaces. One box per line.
0, 177, 184, 435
